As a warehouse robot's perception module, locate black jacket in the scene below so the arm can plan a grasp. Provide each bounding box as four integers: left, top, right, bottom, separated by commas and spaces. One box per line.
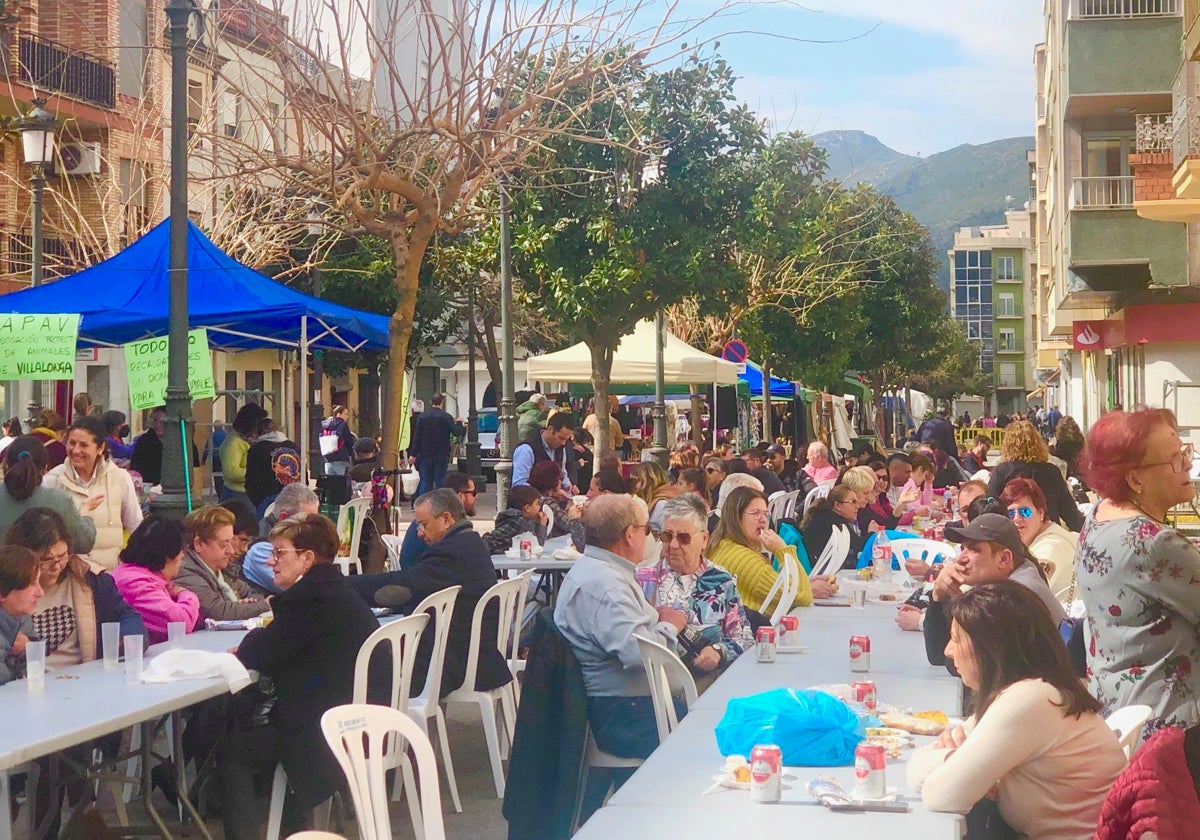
751, 466, 786, 496
987, 460, 1084, 532
411, 407, 461, 458
502, 609, 588, 840
236, 563, 380, 807
244, 435, 298, 506
922, 597, 958, 676
802, 506, 864, 571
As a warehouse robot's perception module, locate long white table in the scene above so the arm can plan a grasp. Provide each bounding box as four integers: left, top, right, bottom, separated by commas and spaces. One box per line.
575, 600, 965, 839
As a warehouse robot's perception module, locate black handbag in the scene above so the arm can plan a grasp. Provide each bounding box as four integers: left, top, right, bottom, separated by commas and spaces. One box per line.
965, 798, 1019, 840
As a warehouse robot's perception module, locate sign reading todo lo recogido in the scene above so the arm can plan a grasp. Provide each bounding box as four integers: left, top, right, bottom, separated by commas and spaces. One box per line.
0, 314, 81, 380
124, 329, 217, 411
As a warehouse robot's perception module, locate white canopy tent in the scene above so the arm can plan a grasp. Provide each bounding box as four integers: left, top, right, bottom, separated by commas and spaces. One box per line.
525, 319, 739, 385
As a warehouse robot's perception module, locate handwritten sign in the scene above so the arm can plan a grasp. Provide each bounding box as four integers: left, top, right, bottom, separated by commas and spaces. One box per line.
124, 329, 217, 410
0, 314, 80, 380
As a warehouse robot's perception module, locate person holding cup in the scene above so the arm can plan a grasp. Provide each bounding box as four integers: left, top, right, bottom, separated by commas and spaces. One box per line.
111, 516, 200, 645
4, 507, 145, 668
0, 545, 43, 686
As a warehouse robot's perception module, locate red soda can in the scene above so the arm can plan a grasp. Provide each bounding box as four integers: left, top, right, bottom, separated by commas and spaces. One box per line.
756, 627, 777, 663
750, 744, 783, 803
922, 525, 936, 540
852, 680, 877, 713
854, 743, 887, 799
849, 635, 871, 672
778, 615, 798, 647
519, 539, 532, 560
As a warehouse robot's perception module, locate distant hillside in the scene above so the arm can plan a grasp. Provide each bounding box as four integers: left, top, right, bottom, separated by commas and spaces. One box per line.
813, 132, 1035, 290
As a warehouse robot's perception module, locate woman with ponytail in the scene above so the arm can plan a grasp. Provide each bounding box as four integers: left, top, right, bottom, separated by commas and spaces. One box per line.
0, 437, 95, 554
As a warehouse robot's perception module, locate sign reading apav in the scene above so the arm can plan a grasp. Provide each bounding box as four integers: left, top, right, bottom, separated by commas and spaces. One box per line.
124, 329, 217, 410
0, 314, 80, 380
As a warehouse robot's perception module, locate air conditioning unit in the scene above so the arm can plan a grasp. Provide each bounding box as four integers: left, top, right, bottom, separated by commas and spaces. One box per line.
58, 142, 102, 176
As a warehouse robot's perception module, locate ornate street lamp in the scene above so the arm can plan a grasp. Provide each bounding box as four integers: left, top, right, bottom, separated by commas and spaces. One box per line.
18, 99, 56, 288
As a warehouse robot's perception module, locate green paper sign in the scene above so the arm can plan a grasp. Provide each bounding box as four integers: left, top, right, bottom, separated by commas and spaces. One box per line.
124, 329, 217, 410
0, 314, 81, 380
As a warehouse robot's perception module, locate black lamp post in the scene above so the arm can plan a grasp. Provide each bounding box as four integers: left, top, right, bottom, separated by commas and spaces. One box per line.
153, 0, 197, 518
496, 181, 517, 511
18, 99, 56, 413
464, 280, 484, 486
649, 310, 669, 466
307, 211, 325, 473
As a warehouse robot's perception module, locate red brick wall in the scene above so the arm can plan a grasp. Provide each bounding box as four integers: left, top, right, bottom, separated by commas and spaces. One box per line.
1130, 151, 1176, 202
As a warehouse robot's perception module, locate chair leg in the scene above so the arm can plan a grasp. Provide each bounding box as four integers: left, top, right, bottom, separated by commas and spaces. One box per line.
433, 708, 462, 813
401, 754, 425, 840
313, 797, 332, 830
476, 697, 506, 798
265, 764, 287, 840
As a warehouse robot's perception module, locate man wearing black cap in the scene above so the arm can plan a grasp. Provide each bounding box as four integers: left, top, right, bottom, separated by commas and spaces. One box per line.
924, 513, 1066, 675
741, 448, 786, 495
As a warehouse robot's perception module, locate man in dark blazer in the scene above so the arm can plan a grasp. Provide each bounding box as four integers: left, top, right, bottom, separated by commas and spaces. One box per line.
348, 488, 512, 698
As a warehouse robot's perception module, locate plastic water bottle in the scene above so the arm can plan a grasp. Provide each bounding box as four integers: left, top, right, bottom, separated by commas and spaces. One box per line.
872, 531, 892, 583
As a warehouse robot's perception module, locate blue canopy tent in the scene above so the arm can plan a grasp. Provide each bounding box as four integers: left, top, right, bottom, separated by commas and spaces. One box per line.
741, 360, 795, 398
0, 219, 391, 474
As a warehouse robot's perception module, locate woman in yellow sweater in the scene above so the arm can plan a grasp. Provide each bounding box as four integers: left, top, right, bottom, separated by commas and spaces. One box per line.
707, 486, 835, 616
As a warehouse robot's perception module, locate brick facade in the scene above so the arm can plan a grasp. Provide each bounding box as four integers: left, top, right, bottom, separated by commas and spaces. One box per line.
1130, 151, 1177, 202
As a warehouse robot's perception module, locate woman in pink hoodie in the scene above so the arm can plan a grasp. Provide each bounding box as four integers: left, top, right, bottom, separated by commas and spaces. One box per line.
110, 516, 199, 644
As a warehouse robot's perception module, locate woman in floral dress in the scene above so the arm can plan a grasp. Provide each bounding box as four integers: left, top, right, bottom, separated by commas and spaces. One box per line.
1076, 408, 1200, 737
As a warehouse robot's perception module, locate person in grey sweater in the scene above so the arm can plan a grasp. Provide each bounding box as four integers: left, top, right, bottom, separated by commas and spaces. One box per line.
0, 545, 43, 686
0, 436, 96, 555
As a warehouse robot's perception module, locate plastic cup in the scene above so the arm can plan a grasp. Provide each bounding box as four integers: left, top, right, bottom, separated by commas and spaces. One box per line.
167, 622, 186, 648
102, 622, 121, 669
853, 588, 867, 610
124, 635, 144, 685
26, 640, 46, 692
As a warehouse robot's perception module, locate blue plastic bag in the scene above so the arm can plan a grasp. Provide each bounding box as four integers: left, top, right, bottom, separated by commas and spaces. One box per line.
713, 688, 864, 766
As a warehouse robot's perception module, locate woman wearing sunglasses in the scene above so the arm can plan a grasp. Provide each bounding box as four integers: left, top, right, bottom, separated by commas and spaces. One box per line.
1000, 478, 1077, 602
1077, 407, 1200, 735
636, 495, 753, 675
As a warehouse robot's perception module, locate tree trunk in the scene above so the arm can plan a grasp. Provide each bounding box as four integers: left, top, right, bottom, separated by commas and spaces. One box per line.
475, 306, 503, 404
381, 222, 436, 470
587, 339, 615, 458
690, 390, 704, 449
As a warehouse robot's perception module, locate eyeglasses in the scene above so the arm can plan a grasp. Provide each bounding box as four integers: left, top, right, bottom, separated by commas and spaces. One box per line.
704, 467, 720, 474
268, 547, 305, 561
1141, 443, 1195, 474
656, 529, 696, 546
39, 550, 70, 568
1007, 506, 1034, 520
744, 508, 769, 519
627, 522, 652, 536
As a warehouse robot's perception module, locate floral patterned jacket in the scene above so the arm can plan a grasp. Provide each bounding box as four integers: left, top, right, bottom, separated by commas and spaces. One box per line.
1076, 508, 1200, 737
635, 558, 755, 666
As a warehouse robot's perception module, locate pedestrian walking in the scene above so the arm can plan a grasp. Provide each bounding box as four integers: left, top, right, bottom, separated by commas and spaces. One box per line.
409, 394, 462, 496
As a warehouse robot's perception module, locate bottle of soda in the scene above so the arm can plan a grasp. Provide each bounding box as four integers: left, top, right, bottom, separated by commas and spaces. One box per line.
873, 530, 892, 583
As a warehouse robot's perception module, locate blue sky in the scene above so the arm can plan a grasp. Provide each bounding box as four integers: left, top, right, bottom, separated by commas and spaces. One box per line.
694, 0, 1044, 155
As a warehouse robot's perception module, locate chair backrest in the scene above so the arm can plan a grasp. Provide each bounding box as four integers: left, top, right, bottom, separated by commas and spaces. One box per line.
353, 614, 429, 710
810, 524, 848, 578
453, 575, 526, 695
542, 504, 555, 537
338, 498, 373, 557
801, 483, 832, 517
1106, 704, 1153, 759
767, 490, 802, 524
321, 704, 446, 840
891, 538, 959, 580
761, 555, 798, 625
409, 585, 461, 705
507, 570, 536, 676
634, 635, 698, 745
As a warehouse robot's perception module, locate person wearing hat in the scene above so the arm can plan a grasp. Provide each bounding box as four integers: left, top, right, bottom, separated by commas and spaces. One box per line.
923, 513, 1066, 676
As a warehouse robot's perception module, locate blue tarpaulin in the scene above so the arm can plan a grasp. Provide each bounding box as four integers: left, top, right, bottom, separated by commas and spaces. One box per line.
0, 219, 390, 351
741, 360, 795, 398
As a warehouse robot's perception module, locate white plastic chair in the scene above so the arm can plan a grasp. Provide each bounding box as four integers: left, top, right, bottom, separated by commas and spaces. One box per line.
403, 586, 463, 813
891, 538, 959, 581
505, 570, 537, 708
760, 553, 799, 625
440, 575, 526, 798
1106, 704, 1153, 759
801, 482, 832, 517
380, 534, 404, 571
572, 729, 643, 832
810, 524, 849, 578
285, 833, 347, 840
767, 490, 802, 523
334, 498, 372, 576
635, 635, 699, 744
542, 503, 555, 537
321, 704, 447, 840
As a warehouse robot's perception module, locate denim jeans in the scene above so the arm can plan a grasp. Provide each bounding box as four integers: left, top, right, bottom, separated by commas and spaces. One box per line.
587, 694, 687, 760
416, 454, 450, 497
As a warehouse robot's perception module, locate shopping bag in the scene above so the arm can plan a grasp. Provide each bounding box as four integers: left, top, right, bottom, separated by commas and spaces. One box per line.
714, 688, 863, 766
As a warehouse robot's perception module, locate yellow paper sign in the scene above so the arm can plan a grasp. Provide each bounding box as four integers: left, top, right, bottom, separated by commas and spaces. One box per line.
124, 329, 217, 410
0, 314, 80, 380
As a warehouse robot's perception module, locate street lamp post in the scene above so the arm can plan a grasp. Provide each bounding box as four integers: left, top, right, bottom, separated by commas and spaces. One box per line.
464, 280, 484, 486
496, 181, 517, 511
19, 100, 56, 413
649, 310, 669, 467
154, 0, 197, 518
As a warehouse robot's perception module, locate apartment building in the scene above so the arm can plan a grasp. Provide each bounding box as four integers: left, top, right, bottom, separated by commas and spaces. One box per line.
1033, 0, 1193, 431
948, 209, 1038, 417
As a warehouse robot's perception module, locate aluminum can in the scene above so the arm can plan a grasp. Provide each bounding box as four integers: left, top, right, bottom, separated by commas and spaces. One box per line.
778, 615, 798, 647
849, 634, 871, 672
750, 744, 783, 803
854, 743, 887, 799
756, 627, 777, 663
519, 539, 532, 560
852, 680, 877, 713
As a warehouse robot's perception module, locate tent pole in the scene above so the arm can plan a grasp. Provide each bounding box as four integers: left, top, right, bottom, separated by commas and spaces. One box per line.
712, 382, 718, 450
300, 316, 311, 484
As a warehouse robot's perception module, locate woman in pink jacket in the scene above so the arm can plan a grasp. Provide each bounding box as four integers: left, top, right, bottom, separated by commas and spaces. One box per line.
110, 515, 199, 644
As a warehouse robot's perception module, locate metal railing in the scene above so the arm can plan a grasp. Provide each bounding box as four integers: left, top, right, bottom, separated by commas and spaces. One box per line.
1072, 176, 1134, 208
17, 34, 116, 109
3, 233, 93, 279
996, 303, 1023, 318
1071, 0, 1181, 17
1136, 113, 1173, 153
1173, 96, 1200, 169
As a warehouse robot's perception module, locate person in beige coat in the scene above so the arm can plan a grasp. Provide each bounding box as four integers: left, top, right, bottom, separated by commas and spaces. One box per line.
173, 505, 270, 622
43, 416, 142, 570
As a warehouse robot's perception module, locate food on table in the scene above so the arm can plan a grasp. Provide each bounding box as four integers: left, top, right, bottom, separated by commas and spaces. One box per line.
864, 735, 912, 756
864, 727, 910, 739
877, 594, 897, 602
724, 755, 751, 783
914, 710, 950, 725
878, 712, 947, 736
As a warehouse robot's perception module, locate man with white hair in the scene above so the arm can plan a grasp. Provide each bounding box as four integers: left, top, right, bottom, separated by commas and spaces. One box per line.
517, 393, 549, 441
554, 494, 689, 759
242, 483, 319, 594
802, 440, 838, 484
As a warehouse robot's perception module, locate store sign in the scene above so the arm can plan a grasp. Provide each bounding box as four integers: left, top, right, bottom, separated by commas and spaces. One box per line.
1072, 321, 1106, 351
0, 314, 80, 380
123, 329, 216, 410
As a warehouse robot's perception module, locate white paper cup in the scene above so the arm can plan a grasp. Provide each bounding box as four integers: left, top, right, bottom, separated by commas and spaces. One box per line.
26, 640, 46, 692
102, 622, 121, 669
124, 635, 144, 685
167, 622, 186, 648
853, 588, 867, 609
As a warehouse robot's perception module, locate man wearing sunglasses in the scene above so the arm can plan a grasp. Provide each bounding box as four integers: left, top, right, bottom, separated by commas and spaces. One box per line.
555, 494, 689, 760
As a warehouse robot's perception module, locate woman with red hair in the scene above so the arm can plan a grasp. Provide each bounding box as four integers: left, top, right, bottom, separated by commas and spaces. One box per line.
1077, 407, 1200, 737
1000, 477, 1077, 601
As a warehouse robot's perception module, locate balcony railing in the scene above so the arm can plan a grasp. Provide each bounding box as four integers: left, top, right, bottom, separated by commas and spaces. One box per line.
3, 233, 93, 279
1173, 96, 1200, 169
1071, 0, 1181, 17
996, 303, 1023, 318
1072, 176, 1134, 209
17, 34, 116, 110
1136, 113, 1173, 152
